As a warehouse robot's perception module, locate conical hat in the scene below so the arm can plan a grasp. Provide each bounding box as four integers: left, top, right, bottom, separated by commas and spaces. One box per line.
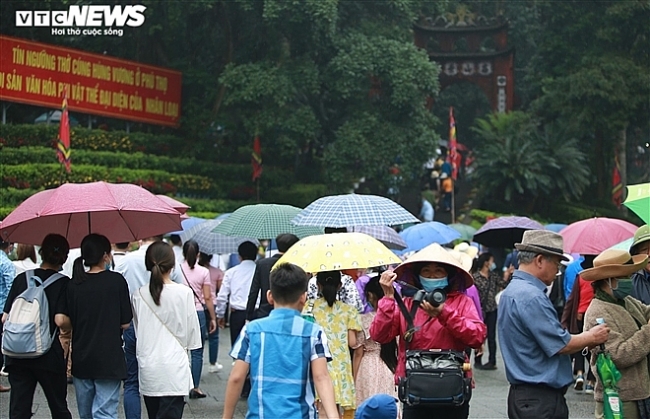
394, 243, 473, 289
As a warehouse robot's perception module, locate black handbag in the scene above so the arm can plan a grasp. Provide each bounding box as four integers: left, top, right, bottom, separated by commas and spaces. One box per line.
394, 292, 472, 407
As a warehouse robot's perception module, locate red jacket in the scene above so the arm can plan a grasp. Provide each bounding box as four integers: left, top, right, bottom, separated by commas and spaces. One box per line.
369, 291, 486, 382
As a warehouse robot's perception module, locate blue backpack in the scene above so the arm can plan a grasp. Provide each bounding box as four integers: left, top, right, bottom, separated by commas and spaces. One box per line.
2, 270, 64, 358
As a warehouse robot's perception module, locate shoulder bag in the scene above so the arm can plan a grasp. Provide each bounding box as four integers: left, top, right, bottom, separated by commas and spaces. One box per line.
138, 288, 186, 351
394, 292, 472, 407
180, 266, 212, 323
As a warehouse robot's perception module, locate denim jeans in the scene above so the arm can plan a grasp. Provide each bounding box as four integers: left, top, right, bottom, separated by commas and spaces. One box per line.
123, 322, 141, 419
190, 310, 207, 389
208, 326, 219, 365
73, 378, 121, 419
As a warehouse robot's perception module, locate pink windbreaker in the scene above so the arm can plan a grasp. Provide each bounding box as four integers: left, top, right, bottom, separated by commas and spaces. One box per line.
369, 291, 486, 383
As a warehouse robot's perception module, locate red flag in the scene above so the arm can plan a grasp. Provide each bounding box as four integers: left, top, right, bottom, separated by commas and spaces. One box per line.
252, 136, 262, 181
612, 154, 623, 208
448, 107, 460, 180
56, 86, 71, 173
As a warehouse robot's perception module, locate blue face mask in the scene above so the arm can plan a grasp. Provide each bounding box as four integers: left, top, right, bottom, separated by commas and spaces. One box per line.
419, 276, 448, 292
105, 261, 112, 271
489, 262, 497, 271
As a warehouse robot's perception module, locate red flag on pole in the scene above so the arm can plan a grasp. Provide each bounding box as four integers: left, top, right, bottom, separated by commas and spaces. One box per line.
252, 136, 262, 181
56, 86, 71, 173
448, 107, 460, 180
612, 154, 623, 208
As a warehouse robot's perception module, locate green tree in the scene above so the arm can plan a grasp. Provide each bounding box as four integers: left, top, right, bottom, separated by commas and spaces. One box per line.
470, 112, 590, 213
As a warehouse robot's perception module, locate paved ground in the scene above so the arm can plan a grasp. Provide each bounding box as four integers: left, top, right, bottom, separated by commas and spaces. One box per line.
0, 328, 598, 419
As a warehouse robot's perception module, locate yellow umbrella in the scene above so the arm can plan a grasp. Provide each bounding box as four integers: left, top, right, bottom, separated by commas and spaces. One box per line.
273, 232, 401, 273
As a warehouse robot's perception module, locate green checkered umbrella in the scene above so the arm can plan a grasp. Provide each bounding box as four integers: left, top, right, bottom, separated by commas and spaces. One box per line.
211, 204, 323, 239
448, 223, 477, 242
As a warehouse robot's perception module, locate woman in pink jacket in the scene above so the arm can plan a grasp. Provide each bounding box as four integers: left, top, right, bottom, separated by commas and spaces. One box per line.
370, 244, 486, 419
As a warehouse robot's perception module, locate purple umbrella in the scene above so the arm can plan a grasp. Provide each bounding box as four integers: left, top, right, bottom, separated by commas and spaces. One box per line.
473, 216, 544, 248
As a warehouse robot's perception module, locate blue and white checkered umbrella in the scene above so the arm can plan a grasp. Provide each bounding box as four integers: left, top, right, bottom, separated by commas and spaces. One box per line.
180, 219, 259, 255
291, 194, 419, 228
347, 225, 407, 250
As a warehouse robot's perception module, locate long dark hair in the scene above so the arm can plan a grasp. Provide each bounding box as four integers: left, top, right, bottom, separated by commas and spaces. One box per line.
471, 252, 492, 274
198, 251, 212, 268
364, 276, 398, 373
145, 242, 175, 305
73, 234, 111, 284
316, 270, 341, 307
183, 239, 199, 269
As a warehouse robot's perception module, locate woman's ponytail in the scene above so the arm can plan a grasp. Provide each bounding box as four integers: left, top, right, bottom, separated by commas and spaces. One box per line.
145, 242, 176, 306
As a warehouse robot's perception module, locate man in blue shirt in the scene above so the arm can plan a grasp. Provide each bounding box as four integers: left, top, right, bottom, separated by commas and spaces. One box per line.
498, 230, 610, 419
223, 263, 339, 419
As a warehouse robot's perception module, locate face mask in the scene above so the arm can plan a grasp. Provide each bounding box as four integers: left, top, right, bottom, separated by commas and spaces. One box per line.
612, 279, 634, 300
104, 261, 112, 271
489, 262, 497, 271
419, 276, 448, 293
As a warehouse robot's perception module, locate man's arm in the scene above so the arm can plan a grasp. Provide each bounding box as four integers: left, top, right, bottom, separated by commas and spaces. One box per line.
222, 360, 249, 419
311, 357, 339, 419
246, 265, 262, 321
558, 324, 610, 354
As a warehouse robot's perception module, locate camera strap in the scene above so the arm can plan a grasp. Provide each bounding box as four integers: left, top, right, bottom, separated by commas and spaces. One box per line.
394, 291, 429, 347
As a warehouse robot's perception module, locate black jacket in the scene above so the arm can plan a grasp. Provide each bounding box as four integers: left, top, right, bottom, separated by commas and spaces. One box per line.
246, 254, 282, 321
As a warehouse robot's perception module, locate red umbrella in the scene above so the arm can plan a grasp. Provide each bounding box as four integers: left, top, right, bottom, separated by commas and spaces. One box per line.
559, 217, 638, 255
0, 182, 182, 247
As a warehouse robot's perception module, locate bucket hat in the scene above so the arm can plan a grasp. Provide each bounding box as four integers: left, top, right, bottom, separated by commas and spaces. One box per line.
453, 241, 479, 259
579, 249, 648, 281
514, 230, 568, 261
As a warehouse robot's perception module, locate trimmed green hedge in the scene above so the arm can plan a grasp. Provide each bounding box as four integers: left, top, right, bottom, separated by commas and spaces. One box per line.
267, 184, 328, 208
0, 124, 186, 156
1, 164, 215, 196
0, 146, 293, 190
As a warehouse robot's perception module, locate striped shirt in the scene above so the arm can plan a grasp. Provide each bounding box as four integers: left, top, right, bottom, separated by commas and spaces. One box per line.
230, 307, 332, 419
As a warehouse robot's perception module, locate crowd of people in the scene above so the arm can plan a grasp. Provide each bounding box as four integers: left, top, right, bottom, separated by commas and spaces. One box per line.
0, 221, 649, 419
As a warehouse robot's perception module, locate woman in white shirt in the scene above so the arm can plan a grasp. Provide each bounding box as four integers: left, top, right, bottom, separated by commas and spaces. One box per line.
131, 242, 202, 419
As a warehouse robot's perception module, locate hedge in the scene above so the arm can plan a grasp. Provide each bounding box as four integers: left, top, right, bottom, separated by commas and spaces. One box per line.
1, 146, 294, 190
266, 184, 328, 208
1, 164, 216, 196
0, 124, 187, 156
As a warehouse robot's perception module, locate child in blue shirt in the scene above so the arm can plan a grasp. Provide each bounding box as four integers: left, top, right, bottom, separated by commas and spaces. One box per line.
223, 263, 339, 419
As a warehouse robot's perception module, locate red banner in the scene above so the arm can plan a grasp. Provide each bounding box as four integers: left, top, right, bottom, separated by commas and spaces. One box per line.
0, 35, 182, 127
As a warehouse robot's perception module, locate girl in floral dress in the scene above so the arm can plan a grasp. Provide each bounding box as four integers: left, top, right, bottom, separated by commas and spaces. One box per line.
353, 275, 398, 407
306, 270, 362, 418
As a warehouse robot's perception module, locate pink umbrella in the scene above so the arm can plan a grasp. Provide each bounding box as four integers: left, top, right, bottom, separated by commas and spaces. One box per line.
559, 217, 639, 255
156, 195, 190, 214
0, 182, 182, 247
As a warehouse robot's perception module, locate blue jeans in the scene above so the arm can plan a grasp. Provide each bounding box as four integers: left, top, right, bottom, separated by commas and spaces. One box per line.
123, 323, 141, 419
190, 310, 207, 389
208, 326, 219, 365
73, 378, 121, 419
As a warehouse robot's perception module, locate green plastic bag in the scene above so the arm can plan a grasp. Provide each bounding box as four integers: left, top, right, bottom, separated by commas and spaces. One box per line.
596, 350, 624, 419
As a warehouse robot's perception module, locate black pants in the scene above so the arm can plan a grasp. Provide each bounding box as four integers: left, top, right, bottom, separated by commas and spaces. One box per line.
507, 384, 568, 419
475, 310, 497, 366
144, 395, 185, 419
403, 402, 469, 419
7, 364, 72, 419
229, 309, 250, 396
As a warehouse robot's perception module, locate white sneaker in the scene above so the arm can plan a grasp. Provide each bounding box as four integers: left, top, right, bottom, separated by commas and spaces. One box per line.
208, 363, 223, 373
